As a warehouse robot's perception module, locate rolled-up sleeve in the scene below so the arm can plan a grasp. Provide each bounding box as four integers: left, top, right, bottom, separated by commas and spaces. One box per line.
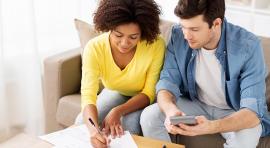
239, 38, 267, 118
156, 31, 182, 98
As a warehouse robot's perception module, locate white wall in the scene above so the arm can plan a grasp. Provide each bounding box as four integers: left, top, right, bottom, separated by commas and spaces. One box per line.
155, 0, 270, 37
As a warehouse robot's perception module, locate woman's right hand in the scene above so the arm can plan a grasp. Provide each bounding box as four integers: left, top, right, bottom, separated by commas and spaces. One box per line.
83, 104, 110, 147
102, 107, 124, 139
89, 127, 110, 148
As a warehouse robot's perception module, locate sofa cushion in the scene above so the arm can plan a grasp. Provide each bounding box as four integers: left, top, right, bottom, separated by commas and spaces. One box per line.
74, 19, 101, 53
159, 19, 176, 45
260, 37, 270, 110
56, 94, 81, 127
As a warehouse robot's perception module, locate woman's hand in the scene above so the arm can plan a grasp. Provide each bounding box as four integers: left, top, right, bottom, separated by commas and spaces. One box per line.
102, 107, 124, 138
89, 126, 110, 148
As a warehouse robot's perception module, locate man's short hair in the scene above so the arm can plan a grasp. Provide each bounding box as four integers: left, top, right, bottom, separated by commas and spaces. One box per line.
174, 0, 225, 28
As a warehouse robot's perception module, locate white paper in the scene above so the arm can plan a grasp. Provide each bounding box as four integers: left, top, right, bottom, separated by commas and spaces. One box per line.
39, 125, 137, 148
109, 131, 137, 148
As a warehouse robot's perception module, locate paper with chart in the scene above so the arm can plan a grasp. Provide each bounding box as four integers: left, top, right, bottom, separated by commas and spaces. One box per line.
39, 124, 138, 148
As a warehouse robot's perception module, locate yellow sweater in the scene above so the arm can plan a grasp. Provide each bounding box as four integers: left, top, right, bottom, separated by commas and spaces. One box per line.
81, 32, 165, 109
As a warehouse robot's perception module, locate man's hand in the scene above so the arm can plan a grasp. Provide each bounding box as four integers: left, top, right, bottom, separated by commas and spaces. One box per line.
164, 108, 185, 135
102, 107, 124, 138
170, 115, 217, 136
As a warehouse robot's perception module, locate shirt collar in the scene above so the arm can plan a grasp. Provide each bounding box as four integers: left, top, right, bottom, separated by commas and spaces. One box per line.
216, 18, 227, 57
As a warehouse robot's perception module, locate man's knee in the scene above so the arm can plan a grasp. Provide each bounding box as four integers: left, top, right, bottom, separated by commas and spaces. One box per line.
236, 124, 262, 148
140, 103, 163, 128
222, 124, 262, 148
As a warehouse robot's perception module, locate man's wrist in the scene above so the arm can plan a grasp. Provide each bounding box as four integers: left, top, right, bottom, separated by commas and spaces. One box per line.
164, 106, 181, 117
210, 120, 221, 134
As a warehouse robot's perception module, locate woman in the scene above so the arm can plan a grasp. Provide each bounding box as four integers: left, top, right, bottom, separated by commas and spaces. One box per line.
75, 0, 165, 147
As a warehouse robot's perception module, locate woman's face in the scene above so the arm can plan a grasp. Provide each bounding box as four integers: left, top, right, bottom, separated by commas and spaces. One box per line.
110, 23, 141, 54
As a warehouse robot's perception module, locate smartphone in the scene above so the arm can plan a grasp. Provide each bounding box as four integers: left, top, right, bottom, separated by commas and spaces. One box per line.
170, 115, 197, 125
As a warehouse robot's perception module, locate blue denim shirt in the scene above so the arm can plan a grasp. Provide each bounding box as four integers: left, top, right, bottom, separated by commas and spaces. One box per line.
156, 19, 270, 137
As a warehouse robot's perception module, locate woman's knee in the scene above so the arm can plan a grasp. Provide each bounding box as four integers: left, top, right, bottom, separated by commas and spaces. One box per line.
97, 89, 128, 105
97, 89, 128, 123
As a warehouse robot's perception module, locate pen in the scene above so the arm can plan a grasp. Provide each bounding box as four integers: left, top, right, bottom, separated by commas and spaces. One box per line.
88, 118, 110, 145
88, 118, 102, 134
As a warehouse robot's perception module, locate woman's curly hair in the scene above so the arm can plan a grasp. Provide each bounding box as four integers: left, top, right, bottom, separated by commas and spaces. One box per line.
93, 0, 161, 43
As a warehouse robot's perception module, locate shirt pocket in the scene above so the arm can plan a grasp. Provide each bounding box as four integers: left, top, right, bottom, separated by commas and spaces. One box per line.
226, 78, 241, 109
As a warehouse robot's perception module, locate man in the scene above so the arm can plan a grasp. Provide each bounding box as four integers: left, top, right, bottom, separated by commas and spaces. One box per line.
140, 0, 270, 147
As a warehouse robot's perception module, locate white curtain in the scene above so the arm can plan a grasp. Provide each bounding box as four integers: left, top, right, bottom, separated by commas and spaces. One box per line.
0, 0, 98, 141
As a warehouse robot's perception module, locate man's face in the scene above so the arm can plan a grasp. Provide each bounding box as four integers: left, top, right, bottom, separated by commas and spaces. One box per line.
180, 15, 215, 49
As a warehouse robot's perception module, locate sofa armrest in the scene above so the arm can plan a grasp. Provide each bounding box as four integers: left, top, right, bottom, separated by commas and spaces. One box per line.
43, 47, 82, 133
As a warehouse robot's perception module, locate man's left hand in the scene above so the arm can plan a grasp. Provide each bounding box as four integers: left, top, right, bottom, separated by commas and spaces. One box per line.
171, 115, 218, 136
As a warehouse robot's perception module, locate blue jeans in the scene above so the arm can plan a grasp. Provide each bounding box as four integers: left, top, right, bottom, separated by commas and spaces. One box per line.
75, 88, 143, 135
140, 97, 262, 148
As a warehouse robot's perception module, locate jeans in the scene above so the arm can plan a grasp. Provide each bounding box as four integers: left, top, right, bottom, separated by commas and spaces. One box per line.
75, 88, 143, 135
140, 97, 262, 148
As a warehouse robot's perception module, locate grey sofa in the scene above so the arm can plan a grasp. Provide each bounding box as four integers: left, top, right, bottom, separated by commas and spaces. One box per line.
43, 19, 270, 147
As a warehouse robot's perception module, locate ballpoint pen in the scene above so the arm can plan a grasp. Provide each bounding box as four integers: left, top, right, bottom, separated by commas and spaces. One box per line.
88, 117, 110, 145
88, 118, 102, 134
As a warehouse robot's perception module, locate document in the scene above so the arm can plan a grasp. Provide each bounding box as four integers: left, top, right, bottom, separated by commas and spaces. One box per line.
39, 125, 138, 148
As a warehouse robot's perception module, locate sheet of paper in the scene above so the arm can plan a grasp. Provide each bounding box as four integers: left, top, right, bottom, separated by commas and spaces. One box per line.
109, 131, 137, 148
39, 125, 137, 148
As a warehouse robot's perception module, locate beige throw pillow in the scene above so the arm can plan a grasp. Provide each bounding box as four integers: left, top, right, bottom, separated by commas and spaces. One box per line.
74, 19, 103, 92
159, 19, 175, 45
74, 19, 101, 54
